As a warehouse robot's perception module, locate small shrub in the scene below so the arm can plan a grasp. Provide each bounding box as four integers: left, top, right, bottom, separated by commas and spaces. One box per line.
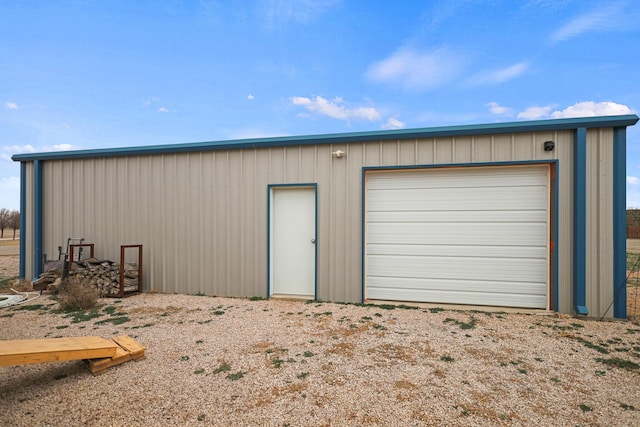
103, 305, 118, 315
213, 311, 225, 316
64, 308, 101, 323
579, 404, 592, 412
57, 276, 99, 311
197, 414, 206, 422
213, 362, 231, 374
14, 304, 48, 311
444, 317, 477, 330
95, 316, 130, 325
194, 368, 205, 374
596, 357, 640, 370
440, 355, 454, 362
297, 372, 309, 379
226, 371, 245, 381
303, 351, 314, 358
620, 403, 636, 411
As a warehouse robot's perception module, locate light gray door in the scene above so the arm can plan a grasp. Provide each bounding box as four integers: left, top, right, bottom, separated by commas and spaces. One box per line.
271, 187, 316, 297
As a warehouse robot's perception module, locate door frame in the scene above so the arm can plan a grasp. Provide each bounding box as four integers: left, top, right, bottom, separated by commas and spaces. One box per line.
267, 183, 318, 299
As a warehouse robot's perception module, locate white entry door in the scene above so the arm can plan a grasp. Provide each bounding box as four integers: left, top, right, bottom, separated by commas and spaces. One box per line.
270, 186, 316, 297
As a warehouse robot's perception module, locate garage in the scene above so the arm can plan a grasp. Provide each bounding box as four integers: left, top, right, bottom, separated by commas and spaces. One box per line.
364, 164, 551, 309
14, 115, 637, 317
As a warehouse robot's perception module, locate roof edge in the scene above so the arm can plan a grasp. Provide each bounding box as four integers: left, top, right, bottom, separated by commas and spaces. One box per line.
12, 114, 639, 162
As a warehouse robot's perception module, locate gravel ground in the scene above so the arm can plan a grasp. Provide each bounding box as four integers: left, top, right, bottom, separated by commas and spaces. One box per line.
1, 256, 640, 426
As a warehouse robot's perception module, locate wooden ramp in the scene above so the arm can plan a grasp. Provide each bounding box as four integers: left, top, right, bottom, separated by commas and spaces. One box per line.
0, 335, 145, 375
85, 335, 146, 375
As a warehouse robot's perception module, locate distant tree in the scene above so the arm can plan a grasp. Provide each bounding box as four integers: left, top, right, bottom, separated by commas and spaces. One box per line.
628, 209, 640, 227
9, 210, 20, 240
0, 208, 10, 238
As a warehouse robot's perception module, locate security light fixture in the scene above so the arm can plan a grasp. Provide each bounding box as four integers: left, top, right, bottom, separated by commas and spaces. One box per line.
332, 149, 345, 158
543, 140, 555, 152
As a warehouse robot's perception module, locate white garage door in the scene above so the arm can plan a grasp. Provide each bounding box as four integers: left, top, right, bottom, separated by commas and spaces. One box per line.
365, 165, 549, 309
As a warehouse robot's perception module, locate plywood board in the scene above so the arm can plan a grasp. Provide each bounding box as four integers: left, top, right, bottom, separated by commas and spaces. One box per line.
0, 336, 118, 366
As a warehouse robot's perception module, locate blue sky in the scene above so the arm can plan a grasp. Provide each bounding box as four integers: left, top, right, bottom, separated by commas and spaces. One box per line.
1, 0, 639, 210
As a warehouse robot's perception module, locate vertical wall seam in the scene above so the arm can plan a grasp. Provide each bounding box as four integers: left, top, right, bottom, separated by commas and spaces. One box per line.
574, 128, 588, 315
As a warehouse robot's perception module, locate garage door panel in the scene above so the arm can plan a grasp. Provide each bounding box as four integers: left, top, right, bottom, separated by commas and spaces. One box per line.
367, 255, 547, 283
364, 165, 549, 309
367, 168, 547, 190
368, 187, 546, 212
368, 210, 547, 223
367, 276, 546, 296
367, 244, 547, 259
366, 286, 547, 309
367, 222, 546, 247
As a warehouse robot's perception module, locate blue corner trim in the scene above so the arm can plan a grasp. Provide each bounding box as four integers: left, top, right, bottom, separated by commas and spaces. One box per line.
361, 167, 366, 304
33, 160, 43, 279
266, 183, 318, 300
554, 163, 559, 313
11, 115, 639, 162
613, 127, 627, 318
573, 128, 588, 315
19, 162, 26, 278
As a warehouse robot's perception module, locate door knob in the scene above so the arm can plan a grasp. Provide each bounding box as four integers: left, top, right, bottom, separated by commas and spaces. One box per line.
311, 238, 316, 244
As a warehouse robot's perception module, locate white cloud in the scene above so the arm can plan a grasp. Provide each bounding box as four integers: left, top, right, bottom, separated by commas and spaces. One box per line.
262, 0, 340, 27
628, 176, 640, 185
468, 62, 529, 86
366, 47, 465, 91
5, 101, 18, 110
158, 107, 169, 113
551, 101, 635, 118
247, 94, 255, 100
550, 3, 639, 42
517, 105, 554, 120
291, 96, 381, 122
2, 143, 74, 161
3, 144, 36, 154
486, 102, 512, 116
142, 97, 159, 106
516, 101, 635, 121
50, 144, 73, 151
0, 176, 20, 210
382, 118, 405, 130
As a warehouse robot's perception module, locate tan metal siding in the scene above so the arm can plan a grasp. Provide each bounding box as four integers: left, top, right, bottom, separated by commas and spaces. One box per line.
24, 162, 34, 280
31, 128, 610, 315
555, 131, 574, 315
586, 128, 614, 318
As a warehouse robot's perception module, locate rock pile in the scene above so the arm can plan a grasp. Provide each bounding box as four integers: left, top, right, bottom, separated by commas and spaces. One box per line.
32, 258, 140, 297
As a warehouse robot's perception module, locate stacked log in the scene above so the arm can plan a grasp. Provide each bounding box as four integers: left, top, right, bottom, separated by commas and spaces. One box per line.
32, 258, 140, 296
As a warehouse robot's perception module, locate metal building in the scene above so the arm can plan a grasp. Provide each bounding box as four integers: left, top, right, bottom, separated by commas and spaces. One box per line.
13, 115, 639, 318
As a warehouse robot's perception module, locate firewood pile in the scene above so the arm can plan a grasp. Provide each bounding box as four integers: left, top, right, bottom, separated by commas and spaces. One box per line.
32, 258, 140, 296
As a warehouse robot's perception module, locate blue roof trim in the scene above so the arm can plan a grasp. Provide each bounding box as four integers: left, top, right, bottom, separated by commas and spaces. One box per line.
12, 115, 639, 162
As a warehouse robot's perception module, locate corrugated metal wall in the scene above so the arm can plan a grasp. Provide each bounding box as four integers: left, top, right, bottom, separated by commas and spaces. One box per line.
586, 128, 614, 317
23, 128, 617, 315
